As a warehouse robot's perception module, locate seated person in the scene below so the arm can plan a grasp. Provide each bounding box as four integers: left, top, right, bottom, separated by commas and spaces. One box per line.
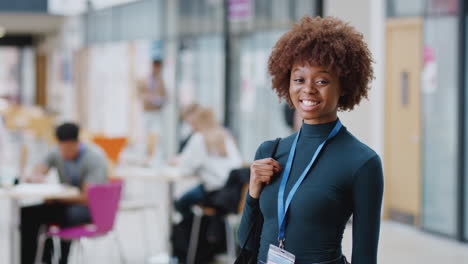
21, 122, 109, 264
171, 107, 242, 219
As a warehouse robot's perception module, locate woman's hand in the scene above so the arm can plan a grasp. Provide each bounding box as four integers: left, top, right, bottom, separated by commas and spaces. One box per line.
249, 158, 281, 198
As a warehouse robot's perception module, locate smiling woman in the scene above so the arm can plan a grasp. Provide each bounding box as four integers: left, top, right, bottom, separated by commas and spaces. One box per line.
237, 16, 383, 264
268, 16, 373, 112
289, 65, 342, 125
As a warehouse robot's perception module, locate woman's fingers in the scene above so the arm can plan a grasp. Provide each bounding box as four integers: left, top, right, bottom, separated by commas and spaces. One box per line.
249, 158, 281, 197
249, 157, 282, 198
251, 163, 276, 172
252, 166, 278, 178
253, 158, 281, 170
251, 167, 281, 185
257, 175, 273, 184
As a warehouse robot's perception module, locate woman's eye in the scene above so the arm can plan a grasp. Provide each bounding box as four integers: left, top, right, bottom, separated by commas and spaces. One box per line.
316, 80, 329, 85
294, 79, 304, 83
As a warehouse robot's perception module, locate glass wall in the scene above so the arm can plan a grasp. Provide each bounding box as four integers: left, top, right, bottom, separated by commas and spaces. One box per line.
421, 0, 460, 237
85, 0, 166, 44
234, 31, 291, 159
386, 0, 465, 239
176, 0, 225, 121
177, 36, 225, 121
386, 0, 425, 17
78, 0, 322, 160
228, 0, 321, 159
464, 1, 468, 241
174, 0, 321, 159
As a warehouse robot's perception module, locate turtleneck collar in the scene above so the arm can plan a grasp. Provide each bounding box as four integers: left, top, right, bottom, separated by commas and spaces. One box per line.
300, 119, 340, 138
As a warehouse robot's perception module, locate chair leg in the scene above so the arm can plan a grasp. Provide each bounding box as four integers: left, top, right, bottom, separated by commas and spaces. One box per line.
77, 238, 85, 264
34, 225, 47, 264
142, 208, 151, 260
187, 212, 202, 264
111, 231, 126, 264
70, 241, 79, 264
225, 218, 236, 262
51, 236, 61, 264
66, 241, 76, 264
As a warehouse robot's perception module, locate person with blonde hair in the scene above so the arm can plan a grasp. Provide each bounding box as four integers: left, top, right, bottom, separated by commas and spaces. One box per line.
171, 106, 242, 219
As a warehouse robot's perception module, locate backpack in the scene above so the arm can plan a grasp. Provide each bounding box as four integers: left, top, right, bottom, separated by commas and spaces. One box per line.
171, 214, 227, 264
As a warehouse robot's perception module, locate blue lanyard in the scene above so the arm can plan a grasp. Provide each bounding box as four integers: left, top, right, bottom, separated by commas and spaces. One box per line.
277, 120, 342, 247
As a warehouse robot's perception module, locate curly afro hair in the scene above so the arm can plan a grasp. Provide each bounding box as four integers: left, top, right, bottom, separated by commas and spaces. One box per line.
268, 16, 374, 111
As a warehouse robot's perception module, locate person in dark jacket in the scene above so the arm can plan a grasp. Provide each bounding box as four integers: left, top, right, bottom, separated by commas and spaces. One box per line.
238, 16, 383, 264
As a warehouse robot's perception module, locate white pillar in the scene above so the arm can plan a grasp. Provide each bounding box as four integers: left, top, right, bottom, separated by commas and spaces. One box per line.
324, 0, 385, 156
164, 0, 180, 158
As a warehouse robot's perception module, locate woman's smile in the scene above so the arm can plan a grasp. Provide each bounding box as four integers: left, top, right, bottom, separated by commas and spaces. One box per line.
299, 99, 321, 111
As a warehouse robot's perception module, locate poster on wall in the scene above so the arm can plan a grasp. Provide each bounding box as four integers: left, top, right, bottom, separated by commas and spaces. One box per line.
87, 42, 131, 137
422, 46, 437, 95
229, 0, 253, 21
0, 48, 20, 102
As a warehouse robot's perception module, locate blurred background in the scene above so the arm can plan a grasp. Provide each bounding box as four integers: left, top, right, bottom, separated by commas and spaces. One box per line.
0, 0, 467, 263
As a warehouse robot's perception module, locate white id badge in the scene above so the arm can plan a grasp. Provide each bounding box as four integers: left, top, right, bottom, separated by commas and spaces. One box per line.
267, 244, 295, 264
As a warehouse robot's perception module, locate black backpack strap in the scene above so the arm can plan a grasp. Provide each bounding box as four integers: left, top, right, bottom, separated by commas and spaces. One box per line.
239, 137, 281, 250
269, 137, 281, 159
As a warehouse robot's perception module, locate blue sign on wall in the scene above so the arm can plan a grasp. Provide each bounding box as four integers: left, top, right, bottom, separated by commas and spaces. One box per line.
0, 0, 48, 13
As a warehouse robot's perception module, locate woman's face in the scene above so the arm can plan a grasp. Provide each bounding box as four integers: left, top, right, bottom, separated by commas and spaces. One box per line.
289, 63, 342, 125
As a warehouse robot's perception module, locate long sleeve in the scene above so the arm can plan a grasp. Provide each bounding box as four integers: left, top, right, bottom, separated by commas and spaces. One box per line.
237, 141, 267, 250
351, 155, 384, 264
237, 191, 261, 250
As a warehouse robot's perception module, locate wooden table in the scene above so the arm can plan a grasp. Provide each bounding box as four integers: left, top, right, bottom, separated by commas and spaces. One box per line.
0, 184, 79, 264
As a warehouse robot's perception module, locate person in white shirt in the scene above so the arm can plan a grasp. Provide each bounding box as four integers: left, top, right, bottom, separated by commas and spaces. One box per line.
171, 107, 242, 219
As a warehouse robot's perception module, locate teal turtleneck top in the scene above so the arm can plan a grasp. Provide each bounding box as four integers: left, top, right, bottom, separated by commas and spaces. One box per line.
238, 120, 384, 264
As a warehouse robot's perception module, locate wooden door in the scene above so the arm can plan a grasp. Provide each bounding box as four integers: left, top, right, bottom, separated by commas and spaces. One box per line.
384, 18, 423, 225
35, 54, 47, 106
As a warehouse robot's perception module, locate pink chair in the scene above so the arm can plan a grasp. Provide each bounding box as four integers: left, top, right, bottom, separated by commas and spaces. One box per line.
35, 182, 125, 264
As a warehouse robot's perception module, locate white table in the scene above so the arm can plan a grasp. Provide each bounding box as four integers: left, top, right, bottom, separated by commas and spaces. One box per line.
113, 165, 193, 259
0, 184, 79, 264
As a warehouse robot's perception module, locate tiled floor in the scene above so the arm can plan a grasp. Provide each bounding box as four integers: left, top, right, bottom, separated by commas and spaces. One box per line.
342, 221, 468, 264
2, 178, 468, 264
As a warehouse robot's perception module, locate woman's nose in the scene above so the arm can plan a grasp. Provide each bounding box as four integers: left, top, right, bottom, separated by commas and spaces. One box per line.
303, 81, 318, 94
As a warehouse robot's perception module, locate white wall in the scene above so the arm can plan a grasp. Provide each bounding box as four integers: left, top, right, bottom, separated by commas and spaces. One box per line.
324, 0, 385, 156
